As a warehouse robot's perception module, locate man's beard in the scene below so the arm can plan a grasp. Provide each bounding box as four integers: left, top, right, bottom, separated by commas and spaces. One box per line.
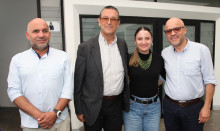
30, 41, 49, 51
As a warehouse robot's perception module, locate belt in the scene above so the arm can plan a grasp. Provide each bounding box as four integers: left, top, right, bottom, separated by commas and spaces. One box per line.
165, 94, 202, 107
103, 95, 118, 100
130, 95, 158, 105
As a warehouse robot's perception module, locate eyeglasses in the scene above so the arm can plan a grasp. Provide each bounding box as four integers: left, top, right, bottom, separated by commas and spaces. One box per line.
100, 17, 119, 24
164, 26, 185, 35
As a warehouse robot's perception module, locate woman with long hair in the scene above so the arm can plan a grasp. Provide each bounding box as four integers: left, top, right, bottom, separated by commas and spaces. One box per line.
123, 26, 165, 131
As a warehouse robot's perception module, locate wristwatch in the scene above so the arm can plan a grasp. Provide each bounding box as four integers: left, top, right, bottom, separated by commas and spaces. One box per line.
53, 109, 62, 117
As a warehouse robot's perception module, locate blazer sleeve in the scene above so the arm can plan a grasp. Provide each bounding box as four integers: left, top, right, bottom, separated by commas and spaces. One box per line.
74, 43, 86, 115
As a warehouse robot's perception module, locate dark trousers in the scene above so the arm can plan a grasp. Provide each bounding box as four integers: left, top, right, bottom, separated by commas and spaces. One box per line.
84, 94, 123, 131
163, 96, 204, 131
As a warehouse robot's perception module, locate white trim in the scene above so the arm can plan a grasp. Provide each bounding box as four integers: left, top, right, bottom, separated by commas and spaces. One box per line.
213, 105, 220, 110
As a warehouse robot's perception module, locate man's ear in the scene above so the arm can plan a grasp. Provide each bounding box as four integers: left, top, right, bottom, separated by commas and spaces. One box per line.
183, 26, 187, 35
97, 18, 101, 26
25, 32, 30, 40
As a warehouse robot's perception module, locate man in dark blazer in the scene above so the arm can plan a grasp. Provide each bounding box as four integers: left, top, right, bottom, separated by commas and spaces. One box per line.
74, 5, 129, 131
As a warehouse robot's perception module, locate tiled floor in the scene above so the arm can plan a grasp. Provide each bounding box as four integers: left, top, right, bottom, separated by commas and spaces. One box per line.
1, 108, 220, 131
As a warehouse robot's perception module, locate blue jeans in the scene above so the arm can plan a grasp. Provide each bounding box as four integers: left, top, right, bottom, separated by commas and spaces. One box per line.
123, 95, 161, 131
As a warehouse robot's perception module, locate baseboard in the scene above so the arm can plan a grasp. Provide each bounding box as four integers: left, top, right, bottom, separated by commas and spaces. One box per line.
213, 105, 220, 110
0, 107, 18, 111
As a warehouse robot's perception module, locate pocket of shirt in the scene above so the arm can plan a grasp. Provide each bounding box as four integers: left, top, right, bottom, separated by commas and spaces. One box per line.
47, 67, 64, 79
181, 59, 200, 76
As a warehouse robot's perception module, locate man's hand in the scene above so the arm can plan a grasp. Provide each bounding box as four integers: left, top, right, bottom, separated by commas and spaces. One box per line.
198, 107, 211, 123
198, 84, 215, 124
76, 114, 86, 122
38, 111, 57, 129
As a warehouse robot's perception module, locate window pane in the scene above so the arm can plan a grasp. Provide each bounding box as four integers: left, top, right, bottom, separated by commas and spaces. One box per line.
200, 22, 214, 57
82, 18, 100, 42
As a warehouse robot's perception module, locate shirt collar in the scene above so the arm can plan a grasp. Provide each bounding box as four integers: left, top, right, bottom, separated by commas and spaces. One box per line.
31, 46, 50, 59
173, 38, 190, 53
99, 33, 117, 45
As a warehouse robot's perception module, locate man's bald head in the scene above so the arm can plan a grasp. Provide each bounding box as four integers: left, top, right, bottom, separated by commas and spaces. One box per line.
25, 18, 51, 53
165, 17, 185, 30
164, 17, 187, 50
27, 18, 49, 32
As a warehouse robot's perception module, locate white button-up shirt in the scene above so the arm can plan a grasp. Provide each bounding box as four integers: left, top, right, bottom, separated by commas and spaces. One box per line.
7, 47, 74, 128
162, 39, 217, 100
99, 33, 124, 96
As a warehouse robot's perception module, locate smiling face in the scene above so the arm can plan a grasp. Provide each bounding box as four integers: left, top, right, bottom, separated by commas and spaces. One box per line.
165, 17, 187, 48
98, 8, 120, 38
135, 29, 153, 54
25, 18, 51, 52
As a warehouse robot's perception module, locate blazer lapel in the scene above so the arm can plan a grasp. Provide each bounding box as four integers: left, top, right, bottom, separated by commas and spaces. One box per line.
91, 37, 103, 80
117, 39, 126, 68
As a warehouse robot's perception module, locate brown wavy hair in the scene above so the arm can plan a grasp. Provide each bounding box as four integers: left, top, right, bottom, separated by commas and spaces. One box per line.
129, 26, 152, 67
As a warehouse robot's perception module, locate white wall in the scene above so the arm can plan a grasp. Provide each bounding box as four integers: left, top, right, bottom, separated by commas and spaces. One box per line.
213, 18, 220, 110
64, 0, 220, 130
0, 0, 38, 107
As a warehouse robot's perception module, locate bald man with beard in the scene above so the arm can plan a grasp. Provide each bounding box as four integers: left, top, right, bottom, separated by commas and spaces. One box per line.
162, 17, 217, 131
7, 18, 74, 131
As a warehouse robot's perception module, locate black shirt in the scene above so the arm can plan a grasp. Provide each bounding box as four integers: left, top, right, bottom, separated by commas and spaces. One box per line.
129, 51, 165, 98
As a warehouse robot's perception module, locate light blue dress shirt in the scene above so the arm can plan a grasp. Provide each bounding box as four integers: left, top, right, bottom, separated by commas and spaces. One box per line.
162, 39, 217, 100
7, 47, 74, 128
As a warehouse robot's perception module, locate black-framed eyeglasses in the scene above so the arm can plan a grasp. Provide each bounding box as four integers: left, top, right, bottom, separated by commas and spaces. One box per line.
164, 26, 185, 35
100, 17, 119, 24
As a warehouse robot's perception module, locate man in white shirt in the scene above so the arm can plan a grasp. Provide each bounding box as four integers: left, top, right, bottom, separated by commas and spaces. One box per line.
162, 17, 217, 131
7, 18, 74, 131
